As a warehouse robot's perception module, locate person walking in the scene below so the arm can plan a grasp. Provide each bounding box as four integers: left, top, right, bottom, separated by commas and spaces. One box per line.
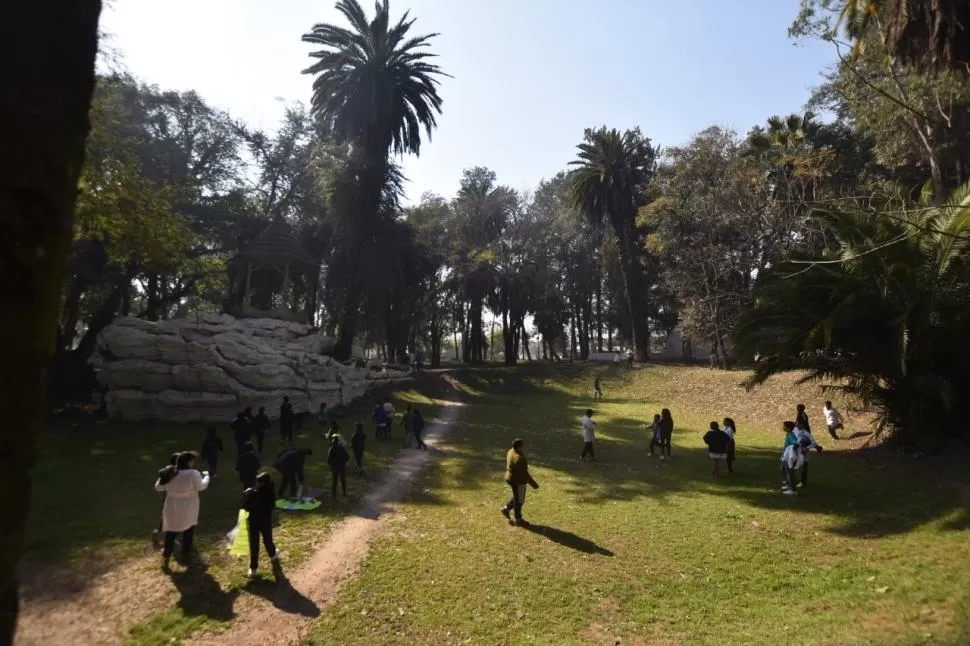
279, 396, 295, 445
200, 426, 223, 477
658, 408, 674, 459
273, 447, 311, 499
242, 472, 279, 578
235, 441, 262, 489
155, 451, 210, 569
723, 417, 737, 473
372, 400, 388, 441
500, 438, 539, 525
580, 409, 596, 461
703, 421, 731, 476
412, 408, 428, 449
251, 406, 270, 454
383, 399, 396, 439
593, 375, 603, 400
231, 410, 251, 456
327, 435, 350, 498
401, 404, 414, 448
823, 401, 844, 440
351, 421, 366, 475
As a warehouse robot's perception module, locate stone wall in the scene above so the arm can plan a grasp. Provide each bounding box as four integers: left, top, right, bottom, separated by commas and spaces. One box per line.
90, 314, 411, 422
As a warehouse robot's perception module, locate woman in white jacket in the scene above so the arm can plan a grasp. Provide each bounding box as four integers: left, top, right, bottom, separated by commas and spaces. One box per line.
155, 451, 210, 567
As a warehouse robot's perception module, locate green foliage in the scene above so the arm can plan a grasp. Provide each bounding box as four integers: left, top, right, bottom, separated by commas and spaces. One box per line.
736, 183, 970, 444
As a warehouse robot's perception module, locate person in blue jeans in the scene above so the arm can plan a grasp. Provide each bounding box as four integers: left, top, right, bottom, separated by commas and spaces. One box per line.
501, 438, 539, 525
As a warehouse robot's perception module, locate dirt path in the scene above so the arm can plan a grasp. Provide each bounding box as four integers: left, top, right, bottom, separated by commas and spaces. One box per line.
16, 387, 465, 646
186, 399, 465, 646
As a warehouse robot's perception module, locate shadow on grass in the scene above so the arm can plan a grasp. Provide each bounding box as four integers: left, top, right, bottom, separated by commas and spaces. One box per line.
417, 366, 970, 540
520, 523, 615, 556
168, 562, 239, 622
243, 560, 319, 618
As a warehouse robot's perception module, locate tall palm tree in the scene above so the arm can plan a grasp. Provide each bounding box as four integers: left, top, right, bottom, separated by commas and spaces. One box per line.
303, 0, 445, 360
1, 1, 103, 642
841, 0, 970, 73
569, 127, 657, 361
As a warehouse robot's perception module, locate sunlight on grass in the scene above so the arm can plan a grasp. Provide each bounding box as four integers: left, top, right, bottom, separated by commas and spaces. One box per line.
305, 364, 970, 646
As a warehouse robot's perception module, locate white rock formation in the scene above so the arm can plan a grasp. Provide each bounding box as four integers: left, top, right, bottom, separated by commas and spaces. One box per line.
91, 314, 411, 422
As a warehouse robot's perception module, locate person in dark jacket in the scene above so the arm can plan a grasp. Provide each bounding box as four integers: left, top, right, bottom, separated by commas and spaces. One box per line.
280, 396, 295, 445
412, 408, 427, 450
236, 441, 262, 489
658, 408, 674, 459
231, 411, 251, 456
703, 421, 731, 477
501, 438, 539, 525
251, 406, 270, 454
795, 403, 811, 434
201, 427, 223, 477
242, 472, 278, 578
350, 422, 366, 475
273, 447, 311, 498
327, 435, 350, 497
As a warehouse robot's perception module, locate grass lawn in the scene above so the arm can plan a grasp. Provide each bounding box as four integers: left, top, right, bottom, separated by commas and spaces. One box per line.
22, 377, 448, 644
306, 364, 970, 646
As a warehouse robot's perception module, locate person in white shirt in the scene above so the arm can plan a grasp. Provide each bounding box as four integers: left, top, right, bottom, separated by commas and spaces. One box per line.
823, 401, 844, 440
155, 451, 210, 568
383, 399, 396, 438
722, 417, 737, 473
580, 409, 597, 461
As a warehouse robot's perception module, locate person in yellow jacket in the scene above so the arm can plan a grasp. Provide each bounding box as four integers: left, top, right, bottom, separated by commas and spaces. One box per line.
501, 438, 539, 525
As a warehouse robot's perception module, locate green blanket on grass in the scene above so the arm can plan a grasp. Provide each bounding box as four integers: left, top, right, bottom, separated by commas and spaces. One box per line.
275, 497, 321, 511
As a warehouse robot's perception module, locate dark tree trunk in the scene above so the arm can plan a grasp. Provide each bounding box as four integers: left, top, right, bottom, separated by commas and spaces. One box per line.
521, 320, 532, 361
333, 278, 363, 362
145, 273, 160, 321
595, 278, 603, 352
615, 233, 650, 362
0, 2, 101, 641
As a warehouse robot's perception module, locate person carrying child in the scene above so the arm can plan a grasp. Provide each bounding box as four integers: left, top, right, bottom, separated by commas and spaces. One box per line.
242, 472, 279, 579
351, 422, 366, 475
152, 453, 180, 549
703, 421, 730, 476
327, 434, 350, 498
236, 441, 262, 489
791, 420, 823, 487
201, 426, 223, 477
647, 413, 662, 457
722, 417, 737, 473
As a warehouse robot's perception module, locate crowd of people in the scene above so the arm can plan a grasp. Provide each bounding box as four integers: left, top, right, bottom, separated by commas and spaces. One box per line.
151, 395, 430, 579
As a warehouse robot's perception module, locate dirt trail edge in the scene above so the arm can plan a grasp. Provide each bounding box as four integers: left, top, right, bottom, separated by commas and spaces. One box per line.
187, 397, 466, 646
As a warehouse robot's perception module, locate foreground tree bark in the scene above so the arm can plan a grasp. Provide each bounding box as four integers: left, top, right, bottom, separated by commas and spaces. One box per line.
0, 1, 102, 641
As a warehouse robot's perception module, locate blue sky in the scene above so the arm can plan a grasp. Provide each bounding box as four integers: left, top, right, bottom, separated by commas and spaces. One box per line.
101, 0, 837, 203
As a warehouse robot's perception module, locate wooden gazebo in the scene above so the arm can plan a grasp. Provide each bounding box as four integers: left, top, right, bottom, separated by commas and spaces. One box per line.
226, 216, 319, 324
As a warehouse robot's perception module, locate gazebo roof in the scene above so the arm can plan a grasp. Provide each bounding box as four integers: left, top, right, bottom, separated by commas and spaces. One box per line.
242, 217, 317, 271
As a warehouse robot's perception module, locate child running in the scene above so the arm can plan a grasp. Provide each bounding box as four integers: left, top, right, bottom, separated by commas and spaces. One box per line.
648, 413, 662, 457
242, 472, 278, 578
722, 417, 737, 473
823, 400, 844, 440
580, 409, 596, 461
703, 421, 730, 476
